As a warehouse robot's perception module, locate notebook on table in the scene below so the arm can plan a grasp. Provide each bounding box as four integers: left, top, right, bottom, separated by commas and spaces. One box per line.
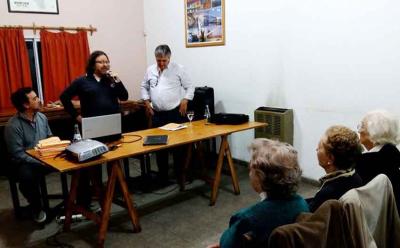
143, 135, 168, 145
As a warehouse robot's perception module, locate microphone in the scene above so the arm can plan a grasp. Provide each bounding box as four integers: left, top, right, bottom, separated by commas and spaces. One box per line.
106, 70, 121, 84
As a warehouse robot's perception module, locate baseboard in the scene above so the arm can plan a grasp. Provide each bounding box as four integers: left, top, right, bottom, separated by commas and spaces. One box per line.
232, 158, 248, 167
232, 158, 320, 186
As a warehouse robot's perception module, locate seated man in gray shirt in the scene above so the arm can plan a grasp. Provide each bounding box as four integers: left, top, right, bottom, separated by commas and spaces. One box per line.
4, 87, 52, 223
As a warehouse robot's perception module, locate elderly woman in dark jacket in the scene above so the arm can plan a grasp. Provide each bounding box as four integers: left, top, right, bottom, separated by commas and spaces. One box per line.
356, 110, 400, 213
308, 125, 363, 212
208, 139, 309, 248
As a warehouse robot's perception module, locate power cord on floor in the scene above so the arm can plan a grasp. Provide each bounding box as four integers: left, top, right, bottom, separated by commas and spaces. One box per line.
46, 226, 74, 248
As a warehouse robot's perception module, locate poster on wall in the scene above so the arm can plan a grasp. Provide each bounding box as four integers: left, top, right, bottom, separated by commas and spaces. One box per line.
185, 0, 225, 47
8, 0, 59, 14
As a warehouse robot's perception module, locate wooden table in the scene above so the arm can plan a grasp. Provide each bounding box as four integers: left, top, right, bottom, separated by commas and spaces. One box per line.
0, 100, 147, 177
27, 120, 266, 247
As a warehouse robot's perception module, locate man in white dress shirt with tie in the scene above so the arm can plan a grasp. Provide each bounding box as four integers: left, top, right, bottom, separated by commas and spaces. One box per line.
141, 44, 195, 186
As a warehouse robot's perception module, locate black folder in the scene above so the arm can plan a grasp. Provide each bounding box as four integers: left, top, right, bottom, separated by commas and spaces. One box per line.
143, 135, 168, 145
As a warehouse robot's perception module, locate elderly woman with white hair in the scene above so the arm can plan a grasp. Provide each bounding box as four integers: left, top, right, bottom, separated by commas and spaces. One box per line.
207, 139, 309, 248
356, 110, 400, 213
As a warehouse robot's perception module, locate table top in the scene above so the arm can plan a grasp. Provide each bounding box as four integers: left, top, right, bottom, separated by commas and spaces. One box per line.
26, 120, 266, 172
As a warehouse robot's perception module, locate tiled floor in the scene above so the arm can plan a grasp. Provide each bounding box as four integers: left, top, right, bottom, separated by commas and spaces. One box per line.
0, 158, 318, 247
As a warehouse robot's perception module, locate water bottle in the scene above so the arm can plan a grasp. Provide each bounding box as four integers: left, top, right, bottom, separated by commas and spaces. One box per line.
204, 105, 211, 124
73, 124, 82, 142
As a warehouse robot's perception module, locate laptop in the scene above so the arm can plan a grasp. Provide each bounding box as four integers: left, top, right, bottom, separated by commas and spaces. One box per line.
81, 113, 122, 142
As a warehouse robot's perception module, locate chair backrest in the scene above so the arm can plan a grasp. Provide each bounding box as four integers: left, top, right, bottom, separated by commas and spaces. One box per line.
268, 200, 369, 248
1, 134, 23, 217
1, 133, 17, 180
339, 174, 400, 248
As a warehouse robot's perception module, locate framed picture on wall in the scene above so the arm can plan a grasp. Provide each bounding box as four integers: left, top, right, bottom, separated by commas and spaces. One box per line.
185, 0, 225, 47
8, 0, 59, 14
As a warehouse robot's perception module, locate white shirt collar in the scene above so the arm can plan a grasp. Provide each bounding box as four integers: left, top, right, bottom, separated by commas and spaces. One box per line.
365, 144, 384, 153
259, 192, 267, 201
93, 74, 102, 82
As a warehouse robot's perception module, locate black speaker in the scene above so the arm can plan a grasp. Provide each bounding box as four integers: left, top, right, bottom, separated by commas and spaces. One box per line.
188, 86, 217, 163
189, 86, 214, 121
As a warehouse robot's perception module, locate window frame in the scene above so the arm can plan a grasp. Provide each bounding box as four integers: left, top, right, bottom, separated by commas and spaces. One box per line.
25, 37, 44, 102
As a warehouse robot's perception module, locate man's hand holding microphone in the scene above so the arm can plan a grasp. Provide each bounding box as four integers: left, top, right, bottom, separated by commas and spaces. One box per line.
106, 70, 121, 84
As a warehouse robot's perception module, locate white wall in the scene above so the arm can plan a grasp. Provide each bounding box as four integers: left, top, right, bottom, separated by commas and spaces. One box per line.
144, 0, 400, 180
0, 0, 147, 100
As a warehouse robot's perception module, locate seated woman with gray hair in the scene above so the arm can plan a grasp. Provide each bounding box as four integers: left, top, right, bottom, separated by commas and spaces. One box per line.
356, 110, 400, 213
208, 139, 309, 248
308, 125, 363, 212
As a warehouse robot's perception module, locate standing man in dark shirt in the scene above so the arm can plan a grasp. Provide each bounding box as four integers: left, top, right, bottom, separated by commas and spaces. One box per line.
60, 50, 129, 209
4, 87, 52, 223
60, 50, 128, 122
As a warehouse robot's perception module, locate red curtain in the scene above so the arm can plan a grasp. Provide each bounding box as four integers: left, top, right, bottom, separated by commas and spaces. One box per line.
0, 28, 32, 109
41, 30, 89, 103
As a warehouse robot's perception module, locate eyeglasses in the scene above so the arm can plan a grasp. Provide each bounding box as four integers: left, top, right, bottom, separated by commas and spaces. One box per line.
95, 61, 110, 65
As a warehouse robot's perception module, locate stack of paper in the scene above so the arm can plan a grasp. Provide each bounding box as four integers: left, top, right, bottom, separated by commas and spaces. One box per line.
158, 123, 187, 131
35, 137, 71, 158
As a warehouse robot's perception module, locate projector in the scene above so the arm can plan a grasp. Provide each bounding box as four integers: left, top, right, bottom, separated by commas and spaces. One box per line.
66, 139, 108, 162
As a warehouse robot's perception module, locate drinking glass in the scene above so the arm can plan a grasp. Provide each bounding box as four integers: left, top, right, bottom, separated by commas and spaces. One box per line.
187, 111, 195, 124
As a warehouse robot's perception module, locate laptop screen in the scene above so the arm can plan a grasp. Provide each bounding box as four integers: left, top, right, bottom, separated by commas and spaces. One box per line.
81, 113, 122, 141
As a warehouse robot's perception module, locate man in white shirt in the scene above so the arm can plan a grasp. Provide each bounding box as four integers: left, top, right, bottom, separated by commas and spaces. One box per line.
141, 44, 194, 185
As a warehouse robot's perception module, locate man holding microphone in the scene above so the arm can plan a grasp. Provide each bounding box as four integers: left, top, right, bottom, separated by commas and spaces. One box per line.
60, 50, 128, 122
60, 50, 128, 210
